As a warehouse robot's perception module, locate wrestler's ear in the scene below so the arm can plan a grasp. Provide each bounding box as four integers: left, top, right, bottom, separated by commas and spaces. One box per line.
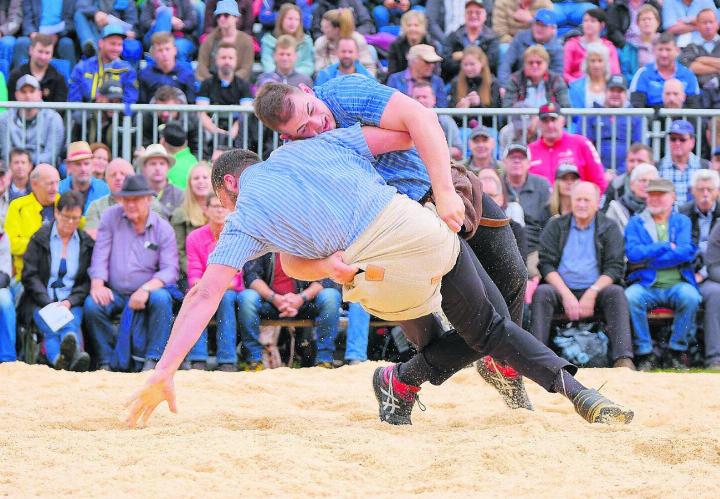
223, 173, 239, 193
298, 83, 314, 96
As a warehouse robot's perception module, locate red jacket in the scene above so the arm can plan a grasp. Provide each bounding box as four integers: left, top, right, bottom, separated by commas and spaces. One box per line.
528, 132, 608, 192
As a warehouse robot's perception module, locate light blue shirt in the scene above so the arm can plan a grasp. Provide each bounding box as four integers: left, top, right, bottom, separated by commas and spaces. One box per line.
47, 223, 80, 302
558, 219, 600, 290
40, 0, 63, 28
58, 176, 111, 215
315, 75, 431, 201
314, 62, 374, 87
208, 124, 397, 270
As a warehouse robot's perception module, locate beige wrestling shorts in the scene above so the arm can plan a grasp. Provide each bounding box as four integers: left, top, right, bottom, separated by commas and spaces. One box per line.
342, 194, 461, 321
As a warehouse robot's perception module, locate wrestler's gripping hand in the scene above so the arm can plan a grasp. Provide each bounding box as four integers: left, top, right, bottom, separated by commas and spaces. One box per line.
327, 251, 360, 285
125, 368, 177, 428
434, 189, 465, 233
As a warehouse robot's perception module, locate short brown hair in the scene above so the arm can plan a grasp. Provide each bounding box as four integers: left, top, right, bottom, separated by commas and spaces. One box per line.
151, 32, 175, 48
217, 41, 237, 53
275, 34, 297, 51
90, 142, 111, 156
628, 143, 654, 164
211, 148, 261, 193
253, 83, 299, 131
30, 33, 55, 48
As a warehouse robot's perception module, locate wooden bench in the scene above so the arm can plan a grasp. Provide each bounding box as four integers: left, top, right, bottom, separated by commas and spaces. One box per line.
551, 307, 676, 323
258, 317, 401, 366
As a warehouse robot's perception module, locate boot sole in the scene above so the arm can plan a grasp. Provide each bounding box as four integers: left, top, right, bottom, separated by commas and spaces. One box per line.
476, 360, 534, 411
56, 334, 77, 371
595, 405, 634, 425
70, 352, 91, 372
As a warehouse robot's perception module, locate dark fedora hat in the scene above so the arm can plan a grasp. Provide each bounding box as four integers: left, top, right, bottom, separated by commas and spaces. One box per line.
115, 175, 156, 197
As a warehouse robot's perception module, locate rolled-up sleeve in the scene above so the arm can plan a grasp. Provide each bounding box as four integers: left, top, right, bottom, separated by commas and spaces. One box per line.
208, 217, 266, 271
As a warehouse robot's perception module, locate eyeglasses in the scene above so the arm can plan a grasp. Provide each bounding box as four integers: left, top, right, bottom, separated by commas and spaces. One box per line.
669, 136, 689, 143
58, 212, 82, 223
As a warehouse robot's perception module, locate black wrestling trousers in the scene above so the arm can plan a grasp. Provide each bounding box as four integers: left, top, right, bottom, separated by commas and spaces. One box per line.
399, 240, 575, 392
468, 192, 528, 326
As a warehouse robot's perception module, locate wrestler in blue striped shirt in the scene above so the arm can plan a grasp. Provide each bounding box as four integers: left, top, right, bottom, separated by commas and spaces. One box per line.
125, 125, 633, 430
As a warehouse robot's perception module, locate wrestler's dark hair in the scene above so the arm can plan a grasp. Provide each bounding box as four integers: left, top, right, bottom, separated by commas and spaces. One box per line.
211, 148, 261, 193
254, 82, 300, 131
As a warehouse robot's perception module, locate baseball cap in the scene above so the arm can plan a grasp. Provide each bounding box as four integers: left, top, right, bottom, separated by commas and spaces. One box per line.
98, 80, 124, 100
668, 119, 695, 136
214, 0, 241, 17
408, 44, 442, 63
469, 125, 493, 140
101, 24, 126, 39
538, 102, 562, 119
606, 75, 627, 90
16, 74, 40, 90
465, 0, 485, 7
504, 143, 528, 158
646, 178, 675, 193
556, 163, 580, 179
534, 9, 557, 26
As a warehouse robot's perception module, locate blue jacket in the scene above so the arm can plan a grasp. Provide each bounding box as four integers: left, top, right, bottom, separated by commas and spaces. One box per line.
21, 0, 76, 37
68, 56, 138, 104
314, 62, 373, 87
625, 209, 698, 288
497, 29, 564, 86
386, 69, 448, 107
138, 62, 196, 103
583, 103, 642, 174
59, 176, 111, 214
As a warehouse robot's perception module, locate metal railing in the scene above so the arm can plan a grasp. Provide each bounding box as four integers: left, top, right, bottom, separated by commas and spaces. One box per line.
1, 102, 717, 169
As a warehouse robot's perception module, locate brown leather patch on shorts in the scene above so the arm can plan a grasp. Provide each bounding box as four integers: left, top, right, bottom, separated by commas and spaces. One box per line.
365, 265, 386, 281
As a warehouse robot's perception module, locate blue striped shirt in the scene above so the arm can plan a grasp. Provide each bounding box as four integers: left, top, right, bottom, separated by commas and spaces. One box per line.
208, 124, 397, 270
315, 75, 431, 201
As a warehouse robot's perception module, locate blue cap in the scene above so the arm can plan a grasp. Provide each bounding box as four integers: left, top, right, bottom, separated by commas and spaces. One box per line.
712, 146, 720, 156
534, 9, 557, 26
101, 24, 126, 39
214, 0, 240, 17
668, 119, 695, 137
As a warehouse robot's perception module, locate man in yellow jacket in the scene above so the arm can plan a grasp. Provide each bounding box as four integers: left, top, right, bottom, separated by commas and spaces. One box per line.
4, 164, 60, 278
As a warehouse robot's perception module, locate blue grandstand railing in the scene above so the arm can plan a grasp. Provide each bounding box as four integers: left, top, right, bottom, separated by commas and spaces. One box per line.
1, 102, 717, 169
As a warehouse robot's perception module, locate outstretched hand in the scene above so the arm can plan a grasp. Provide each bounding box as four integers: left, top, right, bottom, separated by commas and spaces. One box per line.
125, 369, 177, 428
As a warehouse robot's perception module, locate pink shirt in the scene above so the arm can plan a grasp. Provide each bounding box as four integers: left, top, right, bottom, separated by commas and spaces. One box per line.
528, 132, 608, 192
563, 37, 621, 83
186, 224, 244, 291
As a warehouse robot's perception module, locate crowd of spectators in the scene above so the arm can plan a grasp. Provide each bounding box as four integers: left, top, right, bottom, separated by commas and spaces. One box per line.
1, 0, 720, 372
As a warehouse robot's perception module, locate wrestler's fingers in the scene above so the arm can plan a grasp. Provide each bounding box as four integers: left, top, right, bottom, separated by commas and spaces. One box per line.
167, 393, 178, 414
125, 400, 145, 428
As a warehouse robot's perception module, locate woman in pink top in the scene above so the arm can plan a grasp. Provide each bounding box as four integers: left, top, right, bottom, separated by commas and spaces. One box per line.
185, 193, 244, 371
563, 8, 621, 83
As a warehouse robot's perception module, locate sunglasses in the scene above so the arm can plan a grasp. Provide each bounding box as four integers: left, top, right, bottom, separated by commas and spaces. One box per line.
669, 136, 689, 143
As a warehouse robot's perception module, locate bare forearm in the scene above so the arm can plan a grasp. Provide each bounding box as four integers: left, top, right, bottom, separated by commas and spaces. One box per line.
156, 265, 235, 372
545, 271, 572, 297
380, 93, 454, 194
278, 254, 331, 281
589, 275, 613, 291
301, 282, 324, 300
667, 21, 696, 35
